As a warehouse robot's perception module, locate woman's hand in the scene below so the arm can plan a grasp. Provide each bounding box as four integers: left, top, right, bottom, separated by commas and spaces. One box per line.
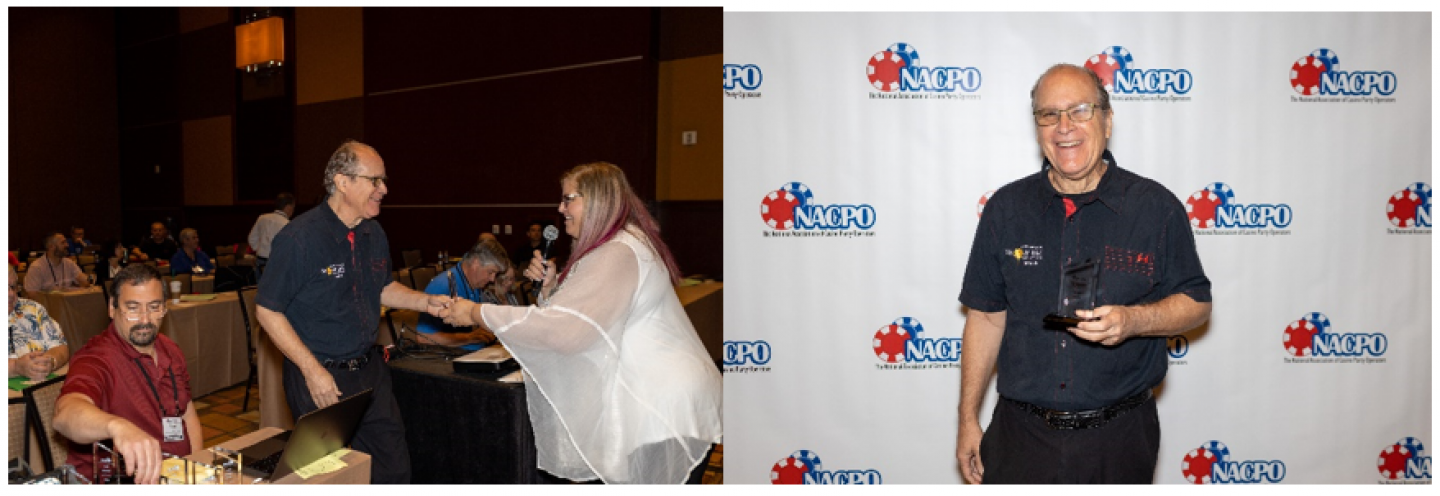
443, 298, 480, 327
524, 250, 558, 296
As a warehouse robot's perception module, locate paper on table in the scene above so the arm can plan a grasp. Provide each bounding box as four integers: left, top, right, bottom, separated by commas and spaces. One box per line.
294, 449, 351, 480
498, 370, 524, 383
9, 373, 59, 391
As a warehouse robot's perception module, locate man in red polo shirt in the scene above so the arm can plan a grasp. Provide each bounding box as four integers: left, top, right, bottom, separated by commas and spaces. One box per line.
53, 264, 201, 484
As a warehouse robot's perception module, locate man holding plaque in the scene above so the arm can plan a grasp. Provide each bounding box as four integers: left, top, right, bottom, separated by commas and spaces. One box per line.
955, 64, 1211, 484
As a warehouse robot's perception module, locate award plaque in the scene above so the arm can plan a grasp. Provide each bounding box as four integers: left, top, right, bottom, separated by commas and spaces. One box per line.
1043, 259, 1102, 329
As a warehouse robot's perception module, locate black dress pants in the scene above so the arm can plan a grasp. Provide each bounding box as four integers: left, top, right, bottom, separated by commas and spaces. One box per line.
980, 395, 1160, 484
283, 349, 411, 484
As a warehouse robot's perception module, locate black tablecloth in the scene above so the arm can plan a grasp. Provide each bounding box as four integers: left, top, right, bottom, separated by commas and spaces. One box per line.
388, 356, 539, 484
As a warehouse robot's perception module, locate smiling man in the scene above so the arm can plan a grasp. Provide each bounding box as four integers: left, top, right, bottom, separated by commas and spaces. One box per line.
254, 140, 450, 484
954, 64, 1212, 484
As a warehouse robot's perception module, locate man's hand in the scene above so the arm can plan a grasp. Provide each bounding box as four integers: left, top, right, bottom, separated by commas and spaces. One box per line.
18, 352, 55, 381
1070, 306, 1135, 346
422, 293, 451, 318
956, 419, 985, 484
107, 417, 163, 484
302, 367, 342, 409
443, 299, 479, 327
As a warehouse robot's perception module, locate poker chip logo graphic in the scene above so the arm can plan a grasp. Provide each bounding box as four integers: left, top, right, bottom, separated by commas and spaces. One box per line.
771, 450, 823, 484
1282, 312, 1330, 357
873, 317, 924, 363
759, 182, 813, 230
1378, 437, 1426, 480
1291, 48, 1338, 95
977, 190, 996, 219
1386, 182, 1430, 228
866, 43, 920, 92
1181, 441, 1231, 484
1185, 183, 1233, 229
1084, 46, 1132, 91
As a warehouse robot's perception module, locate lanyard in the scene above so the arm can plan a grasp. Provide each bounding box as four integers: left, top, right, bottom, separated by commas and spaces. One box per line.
132, 357, 181, 418
47, 257, 61, 287
453, 266, 479, 302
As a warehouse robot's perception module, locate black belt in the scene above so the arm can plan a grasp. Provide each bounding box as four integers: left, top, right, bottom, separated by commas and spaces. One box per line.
319, 347, 376, 371
1004, 390, 1152, 430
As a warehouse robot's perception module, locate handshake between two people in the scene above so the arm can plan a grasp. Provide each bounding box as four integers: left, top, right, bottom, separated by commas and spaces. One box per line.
418, 253, 559, 328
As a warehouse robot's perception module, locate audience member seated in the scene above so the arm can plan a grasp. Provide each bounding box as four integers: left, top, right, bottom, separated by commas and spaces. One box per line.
94, 240, 135, 290
53, 264, 201, 485
9, 266, 69, 380
168, 228, 213, 275
510, 221, 546, 271
414, 239, 508, 351
67, 226, 92, 257
136, 222, 176, 262
23, 232, 92, 293
485, 264, 528, 306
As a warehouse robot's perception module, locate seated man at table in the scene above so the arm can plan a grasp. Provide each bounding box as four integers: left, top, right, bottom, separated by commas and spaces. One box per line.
67, 226, 92, 257
23, 232, 92, 294
53, 264, 201, 485
169, 228, 214, 275
414, 239, 508, 351
9, 266, 69, 380
137, 222, 177, 262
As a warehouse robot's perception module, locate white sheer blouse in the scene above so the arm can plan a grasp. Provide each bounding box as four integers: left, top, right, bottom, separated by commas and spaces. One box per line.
480, 227, 722, 483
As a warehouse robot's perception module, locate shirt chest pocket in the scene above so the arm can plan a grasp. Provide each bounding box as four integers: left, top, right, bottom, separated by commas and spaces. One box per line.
1099, 246, 1156, 305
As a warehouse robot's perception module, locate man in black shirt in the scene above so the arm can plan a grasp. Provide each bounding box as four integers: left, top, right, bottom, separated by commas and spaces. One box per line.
255, 140, 450, 484
955, 64, 1212, 484
137, 222, 178, 262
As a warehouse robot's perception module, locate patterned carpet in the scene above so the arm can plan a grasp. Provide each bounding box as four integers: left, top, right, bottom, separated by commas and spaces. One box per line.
191, 382, 722, 484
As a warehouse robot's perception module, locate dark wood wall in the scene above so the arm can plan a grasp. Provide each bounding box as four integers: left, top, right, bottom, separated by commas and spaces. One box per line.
8, 7, 722, 279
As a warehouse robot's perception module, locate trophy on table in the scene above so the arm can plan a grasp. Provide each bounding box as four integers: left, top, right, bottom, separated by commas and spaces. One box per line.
1043, 259, 1102, 329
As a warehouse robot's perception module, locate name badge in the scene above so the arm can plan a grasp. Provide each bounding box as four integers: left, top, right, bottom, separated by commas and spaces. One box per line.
163, 416, 185, 443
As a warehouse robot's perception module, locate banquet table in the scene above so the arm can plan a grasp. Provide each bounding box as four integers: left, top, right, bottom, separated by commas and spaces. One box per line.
28, 287, 110, 352
159, 293, 249, 398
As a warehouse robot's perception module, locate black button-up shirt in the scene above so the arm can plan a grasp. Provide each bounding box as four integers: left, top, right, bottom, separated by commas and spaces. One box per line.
960, 150, 1211, 411
257, 202, 394, 361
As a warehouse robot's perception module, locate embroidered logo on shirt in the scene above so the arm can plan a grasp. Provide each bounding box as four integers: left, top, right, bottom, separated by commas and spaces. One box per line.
322, 264, 345, 279
1006, 245, 1043, 266
1103, 246, 1155, 277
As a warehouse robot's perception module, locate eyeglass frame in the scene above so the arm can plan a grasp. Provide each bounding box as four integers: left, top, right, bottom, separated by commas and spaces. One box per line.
347, 174, 388, 188
1032, 102, 1108, 127
561, 192, 583, 205
119, 303, 168, 321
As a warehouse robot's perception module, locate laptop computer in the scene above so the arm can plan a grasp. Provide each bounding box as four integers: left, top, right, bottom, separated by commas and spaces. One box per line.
239, 389, 373, 481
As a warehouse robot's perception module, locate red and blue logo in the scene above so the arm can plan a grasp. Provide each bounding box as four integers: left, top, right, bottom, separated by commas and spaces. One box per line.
1386, 182, 1431, 229
1379, 437, 1431, 481
1282, 312, 1387, 358
771, 450, 881, 485
760, 182, 876, 232
865, 42, 981, 93
1083, 46, 1192, 95
1180, 440, 1286, 484
1185, 182, 1293, 229
1290, 47, 1396, 96
871, 317, 960, 365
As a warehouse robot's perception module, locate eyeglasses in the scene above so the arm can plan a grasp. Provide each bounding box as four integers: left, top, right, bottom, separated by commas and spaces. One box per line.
1033, 102, 1105, 126
120, 304, 167, 321
347, 174, 388, 188
561, 192, 583, 205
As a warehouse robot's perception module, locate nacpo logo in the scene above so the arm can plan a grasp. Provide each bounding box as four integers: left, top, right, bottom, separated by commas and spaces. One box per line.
1282, 312, 1387, 359
871, 317, 961, 368
864, 42, 981, 94
1289, 48, 1397, 96
760, 182, 876, 235
1378, 437, 1431, 482
771, 450, 881, 485
722, 340, 771, 374
1180, 441, 1286, 484
1082, 45, 1193, 95
723, 63, 763, 100
1185, 182, 1293, 231
1386, 182, 1431, 230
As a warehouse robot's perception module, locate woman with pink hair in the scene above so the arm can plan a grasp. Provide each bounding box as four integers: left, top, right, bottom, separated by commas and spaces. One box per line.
442, 162, 721, 484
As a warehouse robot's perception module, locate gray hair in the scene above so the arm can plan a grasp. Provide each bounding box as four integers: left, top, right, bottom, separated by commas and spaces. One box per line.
178, 228, 198, 243
464, 238, 510, 272
1029, 63, 1110, 113
323, 140, 374, 196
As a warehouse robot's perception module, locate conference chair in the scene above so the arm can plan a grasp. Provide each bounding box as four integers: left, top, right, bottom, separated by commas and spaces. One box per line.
215, 245, 234, 256
78, 255, 95, 266
235, 285, 260, 412
402, 249, 423, 269
9, 398, 26, 467
408, 266, 437, 292
23, 375, 68, 472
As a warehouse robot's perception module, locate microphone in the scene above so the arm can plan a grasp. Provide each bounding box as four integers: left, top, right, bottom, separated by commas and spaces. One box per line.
532, 225, 560, 301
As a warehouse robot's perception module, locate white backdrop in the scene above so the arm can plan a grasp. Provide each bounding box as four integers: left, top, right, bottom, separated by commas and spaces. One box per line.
723, 12, 1431, 484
